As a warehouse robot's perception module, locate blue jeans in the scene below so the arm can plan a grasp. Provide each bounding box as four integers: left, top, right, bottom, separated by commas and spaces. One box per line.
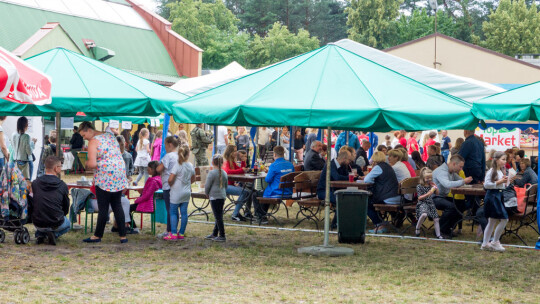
217, 145, 226, 155
442, 150, 450, 163
226, 185, 252, 217
35, 216, 71, 238
170, 202, 188, 235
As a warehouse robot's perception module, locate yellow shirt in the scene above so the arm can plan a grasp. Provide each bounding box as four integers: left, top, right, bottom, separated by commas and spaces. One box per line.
447, 170, 466, 200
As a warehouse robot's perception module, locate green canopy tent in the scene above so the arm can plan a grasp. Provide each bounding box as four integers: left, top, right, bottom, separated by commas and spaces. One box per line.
0, 48, 188, 117
171, 44, 478, 131
0, 48, 187, 157
171, 44, 480, 254
472, 81, 540, 122
472, 81, 540, 250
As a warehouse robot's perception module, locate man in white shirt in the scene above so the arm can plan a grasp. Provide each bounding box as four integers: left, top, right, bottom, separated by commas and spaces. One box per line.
257, 127, 272, 158
216, 126, 228, 154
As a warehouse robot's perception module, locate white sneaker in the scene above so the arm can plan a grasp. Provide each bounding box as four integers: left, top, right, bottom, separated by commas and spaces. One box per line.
157, 231, 169, 238
480, 243, 493, 251
491, 241, 506, 252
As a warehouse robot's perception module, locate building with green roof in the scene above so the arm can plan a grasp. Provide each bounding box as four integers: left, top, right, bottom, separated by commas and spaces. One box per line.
0, 0, 202, 85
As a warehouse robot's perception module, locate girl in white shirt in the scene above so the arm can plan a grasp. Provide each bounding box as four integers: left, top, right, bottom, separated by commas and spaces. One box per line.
481, 151, 509, 252
133, 128, 150, 185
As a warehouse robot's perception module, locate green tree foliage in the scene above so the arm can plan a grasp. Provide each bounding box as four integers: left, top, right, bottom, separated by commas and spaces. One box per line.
225, 0, 348, 45
345, 0, 403, 48
482, 0, 540, 55
167, 0, 250, 69
438, 0, 497, 42
391, 9, 459, 45
246, 22, 320, 68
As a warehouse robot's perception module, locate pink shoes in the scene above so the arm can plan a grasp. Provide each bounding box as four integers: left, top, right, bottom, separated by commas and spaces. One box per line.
163, 233, 178, 241
163, 233, 185, 241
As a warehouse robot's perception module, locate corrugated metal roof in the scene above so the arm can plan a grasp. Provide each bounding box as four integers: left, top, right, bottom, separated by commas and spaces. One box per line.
124, 69, 185, 86
0, 1, 179, 78
1, 0, 150, 29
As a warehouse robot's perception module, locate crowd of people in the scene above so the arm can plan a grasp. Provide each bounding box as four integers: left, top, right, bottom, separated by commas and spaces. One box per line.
1, 118, 537, 251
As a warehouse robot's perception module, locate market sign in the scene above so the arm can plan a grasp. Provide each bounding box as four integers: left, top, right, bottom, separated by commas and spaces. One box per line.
475, 127, 520, 151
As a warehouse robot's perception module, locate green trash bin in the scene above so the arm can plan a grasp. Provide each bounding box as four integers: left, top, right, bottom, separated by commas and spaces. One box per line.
335, 188, 369, 244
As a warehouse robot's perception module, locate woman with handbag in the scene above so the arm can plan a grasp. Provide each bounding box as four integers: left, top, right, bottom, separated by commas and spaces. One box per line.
11, 116, 35, 180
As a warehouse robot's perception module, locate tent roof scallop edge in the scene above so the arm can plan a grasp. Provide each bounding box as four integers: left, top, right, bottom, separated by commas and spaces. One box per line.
472, 81, 540, 122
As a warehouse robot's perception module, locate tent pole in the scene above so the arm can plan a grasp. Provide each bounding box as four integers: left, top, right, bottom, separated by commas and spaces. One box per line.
298, 126, 353, 256
368, 132, 374, 158
289, 126, 293, 162
277, 127, 280, 147
213, 125, 217, 157
323, 127, 332, 247
160, 114, 170, 160
536, 122, 540, 250
55, 112, 61, 157
255, 128, 259, 162
345, 130, 349, 147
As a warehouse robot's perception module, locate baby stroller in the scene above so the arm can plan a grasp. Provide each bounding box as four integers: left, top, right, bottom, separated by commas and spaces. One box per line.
0, 163, 30, 244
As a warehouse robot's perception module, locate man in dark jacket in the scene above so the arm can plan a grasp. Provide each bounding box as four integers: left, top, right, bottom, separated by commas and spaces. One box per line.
304, 141, 325, 171
70, 126, 84, 149
458, 130, 486, 184
355, 139, 371, 171
32, 156, 70, 245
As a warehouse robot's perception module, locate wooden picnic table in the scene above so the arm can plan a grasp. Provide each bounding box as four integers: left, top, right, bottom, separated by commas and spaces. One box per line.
66, 183, 144, 200
330, 181, 373, 190
450, 184, 486, 196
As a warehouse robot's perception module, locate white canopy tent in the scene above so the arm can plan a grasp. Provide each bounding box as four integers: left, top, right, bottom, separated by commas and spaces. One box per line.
171, 61, 254, 96
333, 39, 505, 102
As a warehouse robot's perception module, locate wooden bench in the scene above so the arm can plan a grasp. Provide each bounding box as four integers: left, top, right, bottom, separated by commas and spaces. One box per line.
253, 172, 299, 225
373, 177, 419, 232
293, 171, 322, 229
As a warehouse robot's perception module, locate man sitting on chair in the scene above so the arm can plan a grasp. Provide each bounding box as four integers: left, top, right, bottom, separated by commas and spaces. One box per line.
304, 140, 325, 171
255, 146, 294, 222
32, 156, 70, 245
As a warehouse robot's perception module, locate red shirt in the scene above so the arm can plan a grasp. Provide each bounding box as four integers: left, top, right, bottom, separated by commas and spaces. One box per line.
399, 137, 407, 147
358, 134, 369, 143
223, 161, 244, 185
402, 161, 416, 177
407, 138, 419, 155
422, 139, 436, 161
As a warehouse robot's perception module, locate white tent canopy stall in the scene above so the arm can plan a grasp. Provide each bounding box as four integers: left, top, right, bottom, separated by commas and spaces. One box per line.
171, 61, 254, 96
333, 39, 505, 102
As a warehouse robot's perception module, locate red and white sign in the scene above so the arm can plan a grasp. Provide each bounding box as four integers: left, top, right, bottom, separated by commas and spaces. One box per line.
0, 46, 52, 105
475, 127, 520, 152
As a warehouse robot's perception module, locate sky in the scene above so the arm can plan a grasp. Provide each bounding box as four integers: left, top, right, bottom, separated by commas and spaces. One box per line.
133, 0, 158, 12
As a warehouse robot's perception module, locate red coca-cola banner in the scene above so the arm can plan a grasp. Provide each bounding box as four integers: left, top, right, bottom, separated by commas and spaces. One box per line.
0, 46, 51, 105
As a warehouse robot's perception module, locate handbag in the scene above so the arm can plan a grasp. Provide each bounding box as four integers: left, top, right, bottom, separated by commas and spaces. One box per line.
514, 183, 530, 213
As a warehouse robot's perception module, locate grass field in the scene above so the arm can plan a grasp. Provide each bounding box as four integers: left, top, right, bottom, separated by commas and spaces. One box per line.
1, 174, 539, 303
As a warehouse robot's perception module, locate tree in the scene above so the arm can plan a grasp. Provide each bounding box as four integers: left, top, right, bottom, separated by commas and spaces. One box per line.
225, 0, 348, 45
391, 9, 459, 45
345, 0, 403, 49
246, 22, 320, 68
167, 0, 250, 69
482, 0, 540, 56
